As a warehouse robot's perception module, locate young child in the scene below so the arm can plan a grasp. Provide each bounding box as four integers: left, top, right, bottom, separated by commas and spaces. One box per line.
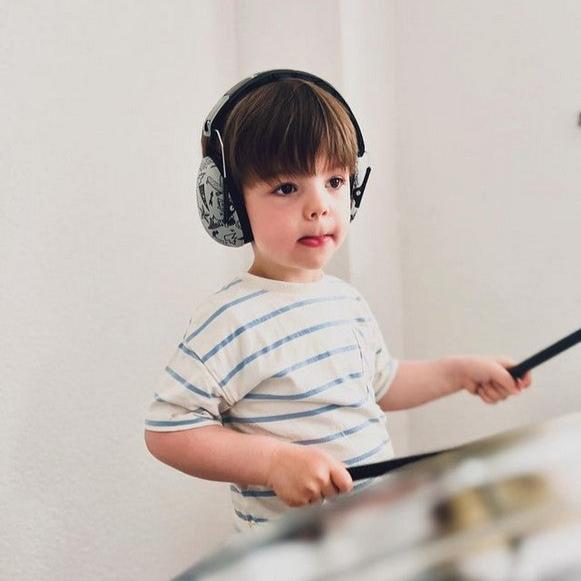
144, 70, 532, 531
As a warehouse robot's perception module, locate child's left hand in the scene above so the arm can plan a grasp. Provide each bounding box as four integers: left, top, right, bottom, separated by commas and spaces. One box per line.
456, 356, 532, 404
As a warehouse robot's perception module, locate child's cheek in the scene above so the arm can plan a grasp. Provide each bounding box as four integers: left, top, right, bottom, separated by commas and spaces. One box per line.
338, 195, 352, 229
261, 208, 292, 246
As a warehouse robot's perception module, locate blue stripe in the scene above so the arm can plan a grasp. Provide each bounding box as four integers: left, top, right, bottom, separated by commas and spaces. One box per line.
178, 342, 202, 360
230, 485, 276, 498
294, 416, 382, 445
216, 278, 242, 293
145, 417, 210, 428
353, 478, 378, 493
186, 289, 268, 342
272, 344, 359, 378
344, 439, 390, 467
223, 393, 369, 425
165, 366, 215, 400
244, 371, 362, 400
218, 317, 369, 387
234, 510, 269, 524
202, 295, 359, 362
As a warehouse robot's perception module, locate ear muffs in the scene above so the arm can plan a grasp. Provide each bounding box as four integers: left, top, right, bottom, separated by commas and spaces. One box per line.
196, 157, 246, 247
350, 152, 371, 221
196, 69, 372, 247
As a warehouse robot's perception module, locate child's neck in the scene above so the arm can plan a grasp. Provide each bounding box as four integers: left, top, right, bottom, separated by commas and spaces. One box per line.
247, 263, 324, 284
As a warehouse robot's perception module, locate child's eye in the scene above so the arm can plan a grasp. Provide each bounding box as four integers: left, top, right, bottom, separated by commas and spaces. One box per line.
273, 183, 297, 196
328, 176, 346, 189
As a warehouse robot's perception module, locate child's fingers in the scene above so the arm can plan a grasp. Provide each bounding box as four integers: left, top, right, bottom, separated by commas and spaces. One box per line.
487, 378, 513, 399
307, 491, 323, 504
321, 479, 341, 499
476, 386, 494, 404
480, 383, 502, 403
492, 360, 521, 395
331, 464, 353, 494
519, 371, 533, 388
482, 383, 500, 402
492, 381, 512, 399
496, 356, 535, 393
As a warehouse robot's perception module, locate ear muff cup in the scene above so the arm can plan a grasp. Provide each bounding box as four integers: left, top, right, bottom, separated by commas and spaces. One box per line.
196, 157, 246, 248
350, 152, 371, 221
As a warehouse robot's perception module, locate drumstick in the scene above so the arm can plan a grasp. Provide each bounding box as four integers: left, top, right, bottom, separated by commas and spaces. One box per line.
347, 450, 447, 480
347, 328, 581, 481
506, 327, 581, 379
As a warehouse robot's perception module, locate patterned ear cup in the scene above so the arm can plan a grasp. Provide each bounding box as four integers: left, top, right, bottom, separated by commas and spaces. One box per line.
196, 157, 246, 247
349, 152, 372, 221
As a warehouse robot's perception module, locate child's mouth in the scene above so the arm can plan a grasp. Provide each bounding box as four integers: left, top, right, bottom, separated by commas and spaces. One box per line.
298, 235, 333, 247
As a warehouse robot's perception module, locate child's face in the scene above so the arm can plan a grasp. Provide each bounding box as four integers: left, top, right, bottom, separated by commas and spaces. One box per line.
243, 156, 351, 283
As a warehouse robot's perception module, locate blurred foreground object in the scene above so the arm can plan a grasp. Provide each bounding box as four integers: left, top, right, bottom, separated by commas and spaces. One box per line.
177, 413, 581, 580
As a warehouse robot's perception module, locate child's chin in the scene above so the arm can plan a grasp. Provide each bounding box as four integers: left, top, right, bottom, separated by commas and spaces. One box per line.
302, 255, 334, 270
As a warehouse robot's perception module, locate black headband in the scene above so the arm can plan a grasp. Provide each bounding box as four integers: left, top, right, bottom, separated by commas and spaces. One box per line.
202, 69, 366, 158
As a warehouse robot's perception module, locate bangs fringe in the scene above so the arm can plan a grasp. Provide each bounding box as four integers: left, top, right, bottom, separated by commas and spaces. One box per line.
223, 80, 358, 189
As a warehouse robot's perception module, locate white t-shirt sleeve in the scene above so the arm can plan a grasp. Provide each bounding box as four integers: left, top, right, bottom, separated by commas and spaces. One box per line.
144, 342, 231, 432
367, 316, 398, 403
373, 335, 399, 402
352, 289, 399, 403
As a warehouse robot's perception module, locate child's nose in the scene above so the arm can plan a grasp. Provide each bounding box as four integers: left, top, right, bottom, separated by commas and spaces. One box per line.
304, 186, 330, 220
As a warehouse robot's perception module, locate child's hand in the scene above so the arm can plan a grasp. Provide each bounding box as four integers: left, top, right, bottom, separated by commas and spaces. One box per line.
455, 356, 532, 404
266, 443, 353, 507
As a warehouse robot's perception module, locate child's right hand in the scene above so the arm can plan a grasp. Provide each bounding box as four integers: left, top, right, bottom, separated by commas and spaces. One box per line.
266, 443, 353, 507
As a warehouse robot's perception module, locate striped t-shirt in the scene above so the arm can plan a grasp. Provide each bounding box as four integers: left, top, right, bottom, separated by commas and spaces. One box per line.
145, 272, 398, 530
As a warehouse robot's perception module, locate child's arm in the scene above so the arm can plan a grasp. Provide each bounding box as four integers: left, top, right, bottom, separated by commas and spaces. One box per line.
144, 426, 353, 507
378, 356, 532, 411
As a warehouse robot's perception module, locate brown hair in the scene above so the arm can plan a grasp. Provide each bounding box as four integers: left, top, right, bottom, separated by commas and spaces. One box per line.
201, 79, 358, 194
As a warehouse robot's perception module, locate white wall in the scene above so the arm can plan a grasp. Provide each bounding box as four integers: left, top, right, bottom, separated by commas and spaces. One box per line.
395, 0, 581, 451
2, 2, 243, 579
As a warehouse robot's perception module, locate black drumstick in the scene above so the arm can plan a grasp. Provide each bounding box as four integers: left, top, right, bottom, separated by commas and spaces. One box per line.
507, 328, 581, 379
347, 328, 581, 481
347, 450, 447, 481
